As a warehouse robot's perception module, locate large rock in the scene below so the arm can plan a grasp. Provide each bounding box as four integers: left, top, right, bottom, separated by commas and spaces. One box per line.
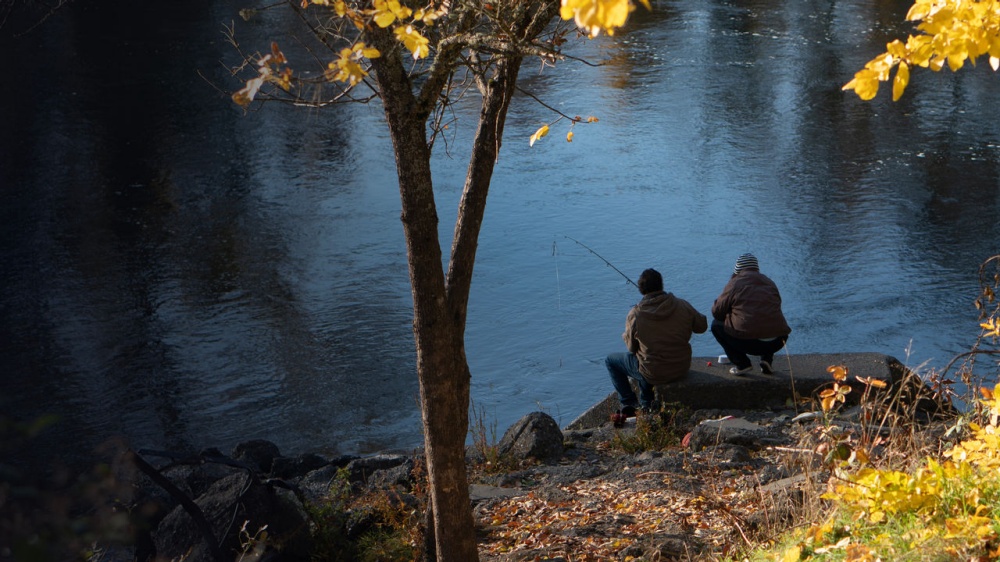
231, 439, 282, 473
346, 454, 411, 485
686, 416, 783, 452
498, 411, 565, 463
152, 471, 311, 562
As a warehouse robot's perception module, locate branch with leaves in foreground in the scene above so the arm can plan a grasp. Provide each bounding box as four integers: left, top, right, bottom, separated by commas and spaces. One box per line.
232, 0, 648, 142
843, 0, 1000, 101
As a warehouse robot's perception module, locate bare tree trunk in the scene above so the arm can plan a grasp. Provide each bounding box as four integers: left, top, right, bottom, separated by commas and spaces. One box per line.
366, 1, 554, 556
369, 31, 479, 562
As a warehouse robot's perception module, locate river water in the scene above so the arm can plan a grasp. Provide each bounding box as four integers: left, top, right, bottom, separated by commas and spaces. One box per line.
2, 0, 999, 471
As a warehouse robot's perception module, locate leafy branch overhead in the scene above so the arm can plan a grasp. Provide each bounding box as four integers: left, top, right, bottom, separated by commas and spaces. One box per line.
844, 0, 1000, 100
232, 0, 647, 142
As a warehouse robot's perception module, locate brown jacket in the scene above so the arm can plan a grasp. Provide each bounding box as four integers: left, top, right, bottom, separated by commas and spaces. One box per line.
624, 291, 708, 385
711, 270, 791, 340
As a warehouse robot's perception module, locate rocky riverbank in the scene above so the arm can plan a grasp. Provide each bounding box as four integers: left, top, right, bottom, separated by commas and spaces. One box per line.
30, 352, 949, 561
97, 399, 949, 562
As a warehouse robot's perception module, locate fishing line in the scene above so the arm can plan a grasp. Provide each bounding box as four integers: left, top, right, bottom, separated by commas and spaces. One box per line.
554, 236, 637, 370
552, 240, 561, 311
563, 235, 638, 288
553, 240, 563, 367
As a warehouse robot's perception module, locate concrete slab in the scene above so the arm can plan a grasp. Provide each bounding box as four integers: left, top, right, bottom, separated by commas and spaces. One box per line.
566, 352, 906, 430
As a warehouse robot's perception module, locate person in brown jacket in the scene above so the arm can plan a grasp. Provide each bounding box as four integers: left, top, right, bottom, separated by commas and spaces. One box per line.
711, 253, 791, 376
606, 268, 708, 419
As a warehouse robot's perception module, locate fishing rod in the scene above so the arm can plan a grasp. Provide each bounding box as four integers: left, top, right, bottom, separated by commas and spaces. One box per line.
563, 236, 638, 288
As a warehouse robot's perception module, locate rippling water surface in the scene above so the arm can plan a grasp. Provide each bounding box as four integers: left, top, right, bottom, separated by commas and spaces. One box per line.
2, 0, 999, 470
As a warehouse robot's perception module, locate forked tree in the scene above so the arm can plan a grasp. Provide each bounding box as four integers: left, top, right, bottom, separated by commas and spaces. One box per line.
230, 0, 641, 559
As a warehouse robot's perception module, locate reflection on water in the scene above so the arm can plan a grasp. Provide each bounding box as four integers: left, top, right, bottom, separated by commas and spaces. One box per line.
1, 0, 999, 471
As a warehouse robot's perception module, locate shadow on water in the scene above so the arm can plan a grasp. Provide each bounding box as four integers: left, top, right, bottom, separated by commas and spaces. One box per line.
1, 0, 999, 473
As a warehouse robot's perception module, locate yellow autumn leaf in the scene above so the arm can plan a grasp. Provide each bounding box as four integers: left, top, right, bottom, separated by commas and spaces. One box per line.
327, 46, 370, 85
892, 61, 909, 100
827, 365, 848, 381
394, 25, 430, 59
413, 6, 443, 25
781, 545, 802, 562
373, 10, 396, 27
857, 376, 887, 389
353, 42, 381, 59
529, 125, 550, 147
842, 68, 880, 101
560, 0, 634, 37
373, 0, 412, 27
821, 394, 836, 412
566, 131, 574, 142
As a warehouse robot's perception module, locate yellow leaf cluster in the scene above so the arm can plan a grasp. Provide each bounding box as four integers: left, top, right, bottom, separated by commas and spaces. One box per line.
326, 42, 382, 86
559, 0, 650, 37
820, 381, 851, 412
372, 0, 411, 27
844, 0, 1000, 100
369, 0, 441, 59
982, 318, 1000, 338
394, 24, 431, 59
813, 385, 1000, 558
308, 0, 437, 62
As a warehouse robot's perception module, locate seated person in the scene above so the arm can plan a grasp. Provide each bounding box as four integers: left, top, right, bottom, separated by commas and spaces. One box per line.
606, 268, 707, 419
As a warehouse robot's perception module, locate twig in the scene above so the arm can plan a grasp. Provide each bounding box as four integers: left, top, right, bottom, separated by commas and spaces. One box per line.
636, 471, 674, 478
938, 349, 1000, 380
767, 446, 821, 455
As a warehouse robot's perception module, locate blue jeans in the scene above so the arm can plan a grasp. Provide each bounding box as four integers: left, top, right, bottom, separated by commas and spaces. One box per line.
605, 352, 656, 409
710, 320, 787, 370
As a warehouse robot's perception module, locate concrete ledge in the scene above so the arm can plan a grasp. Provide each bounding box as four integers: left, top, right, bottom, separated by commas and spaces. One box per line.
566, 352, 906, 430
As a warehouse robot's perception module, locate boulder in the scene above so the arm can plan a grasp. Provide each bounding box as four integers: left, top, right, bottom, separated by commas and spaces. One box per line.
686, 417, 781, 452
346, 454, 410, 485
498, 411, 564, 463
271, 452, 329, 480
152, 471, 311, 562
231, 439, 282, 473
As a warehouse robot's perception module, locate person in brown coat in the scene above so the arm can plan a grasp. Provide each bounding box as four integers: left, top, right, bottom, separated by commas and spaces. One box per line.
711, 253, 791, 376
606, 268, 708, 419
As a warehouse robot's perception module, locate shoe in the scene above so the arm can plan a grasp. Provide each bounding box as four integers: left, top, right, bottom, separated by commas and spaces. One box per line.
760, 361, 773, 375
729, 365, 753, 376
611, 406, 637, 428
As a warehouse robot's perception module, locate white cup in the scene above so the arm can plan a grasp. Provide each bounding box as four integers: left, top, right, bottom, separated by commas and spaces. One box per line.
717, 355, 730, 364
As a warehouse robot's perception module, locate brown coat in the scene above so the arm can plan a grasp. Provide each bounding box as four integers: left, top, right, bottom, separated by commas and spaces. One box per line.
711, 270, 791, 340
624, 291, 708, 385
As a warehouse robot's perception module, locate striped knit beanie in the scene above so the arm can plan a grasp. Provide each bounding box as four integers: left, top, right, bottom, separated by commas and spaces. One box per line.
734, 253, 759, 274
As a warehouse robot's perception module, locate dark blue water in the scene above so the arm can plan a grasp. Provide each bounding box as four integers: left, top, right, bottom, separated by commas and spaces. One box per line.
2, 0, 998, 471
